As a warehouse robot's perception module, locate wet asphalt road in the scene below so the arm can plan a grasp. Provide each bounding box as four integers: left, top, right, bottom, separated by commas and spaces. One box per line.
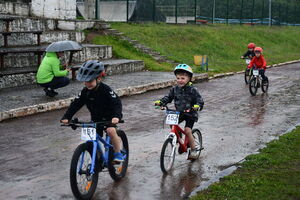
0, 63, 299, 200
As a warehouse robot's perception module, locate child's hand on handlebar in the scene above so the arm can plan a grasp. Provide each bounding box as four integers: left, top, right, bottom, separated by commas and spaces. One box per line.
60, 119, 69, 124
154, 100, 161, 106
111, 118, 119, 124
192, 104, 202, 111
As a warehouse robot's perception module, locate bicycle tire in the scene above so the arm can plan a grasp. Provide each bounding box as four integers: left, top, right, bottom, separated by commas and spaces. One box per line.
70, 142, 99, 200
249, 77, 258, 96
192, 129, 203, 160
108, 130, 129, 181
244, 69, 250, 84
261, 78, 269, 93
160, 138, 176, 174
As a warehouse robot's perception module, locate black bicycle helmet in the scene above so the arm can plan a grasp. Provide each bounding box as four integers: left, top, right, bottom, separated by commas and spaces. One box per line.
76, 60, 105, 82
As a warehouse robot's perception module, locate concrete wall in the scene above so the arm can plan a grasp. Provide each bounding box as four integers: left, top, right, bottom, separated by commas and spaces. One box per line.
31, 0, 76, 19
0, 1, 30, 16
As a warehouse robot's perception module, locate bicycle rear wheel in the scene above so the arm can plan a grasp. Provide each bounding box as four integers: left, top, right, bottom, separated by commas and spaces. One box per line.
70, 142, 99, 200
160, 138, 176, 174
192, 129, 203, 160
249, 77, 258, 96
108, 130, 129, 181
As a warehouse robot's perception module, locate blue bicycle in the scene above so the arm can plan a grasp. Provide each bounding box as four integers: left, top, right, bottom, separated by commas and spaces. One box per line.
62, 118, 129, 200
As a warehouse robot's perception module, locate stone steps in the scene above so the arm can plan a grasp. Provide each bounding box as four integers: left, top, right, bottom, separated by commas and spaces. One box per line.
0, 30, 86, 46
0, 59, 145, 89
0, 44, 112, 68
0, 15, 110, 32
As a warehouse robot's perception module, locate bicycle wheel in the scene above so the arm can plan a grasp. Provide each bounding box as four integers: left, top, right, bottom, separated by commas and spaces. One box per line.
108, 130, 129, 181
70, 142, 99, 200
249, 77, 258, 96
160, 138, 176, 174
244, 69, 250, 84
261, 78, 269, 93
192, 129, 203, 160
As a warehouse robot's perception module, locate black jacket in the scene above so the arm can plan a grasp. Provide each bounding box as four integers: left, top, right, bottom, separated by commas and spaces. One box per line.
160, 83, 204, 120
62, 82, 122, 122
243, 50, 255, 59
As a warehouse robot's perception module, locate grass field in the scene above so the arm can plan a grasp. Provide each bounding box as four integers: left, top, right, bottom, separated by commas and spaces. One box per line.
191, 126, 300, 200
90, 23, 300, 199
91, 23, 300, 75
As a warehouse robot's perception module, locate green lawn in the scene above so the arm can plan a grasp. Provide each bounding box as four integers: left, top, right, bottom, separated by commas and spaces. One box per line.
191, 126, 300, 200
108, 23, 300, 74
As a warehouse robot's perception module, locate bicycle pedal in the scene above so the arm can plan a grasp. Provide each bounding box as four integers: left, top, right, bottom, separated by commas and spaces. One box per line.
112, 160, 122, 165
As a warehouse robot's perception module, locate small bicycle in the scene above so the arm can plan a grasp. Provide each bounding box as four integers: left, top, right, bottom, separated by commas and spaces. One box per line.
62, 118, 129, 200
243, 58, 252, 84
249, 68, 269, 96
158, 106, 203, 174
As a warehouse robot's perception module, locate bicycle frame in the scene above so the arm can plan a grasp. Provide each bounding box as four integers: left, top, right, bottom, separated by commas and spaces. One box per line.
169, 124, 190, 153
75, 123, 126, 175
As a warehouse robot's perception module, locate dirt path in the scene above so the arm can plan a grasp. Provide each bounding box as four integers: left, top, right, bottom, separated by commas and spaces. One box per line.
0, 63, 299, 199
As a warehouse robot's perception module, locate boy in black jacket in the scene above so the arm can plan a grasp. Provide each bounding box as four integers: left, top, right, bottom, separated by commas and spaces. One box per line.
61, 60, 124, 162
155, 64, 204, 159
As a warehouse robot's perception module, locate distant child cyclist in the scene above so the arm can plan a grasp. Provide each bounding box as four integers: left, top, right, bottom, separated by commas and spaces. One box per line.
241, 43, 256, 59
60, 60, 124, 162
248, 47, 268, 83
154, 64, 204, 160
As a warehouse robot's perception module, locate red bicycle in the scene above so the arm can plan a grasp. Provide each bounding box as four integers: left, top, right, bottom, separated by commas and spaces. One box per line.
158, 106, 203, 174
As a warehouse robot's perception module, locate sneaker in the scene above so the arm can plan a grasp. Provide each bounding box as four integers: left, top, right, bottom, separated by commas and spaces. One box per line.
43, 88, 57, 97
113, 152, 124, 163
188, 149, 199, 160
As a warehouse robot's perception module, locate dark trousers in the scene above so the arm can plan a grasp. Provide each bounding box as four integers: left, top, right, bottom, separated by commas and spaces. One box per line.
39, 77, 69, 90
259, 69, 268, 82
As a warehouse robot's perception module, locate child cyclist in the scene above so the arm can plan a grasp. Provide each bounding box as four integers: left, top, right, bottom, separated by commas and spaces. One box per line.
155, 64, 204, 160
248, 47, 268, 83
60, 60, 124, 162
241, 43, 256, 59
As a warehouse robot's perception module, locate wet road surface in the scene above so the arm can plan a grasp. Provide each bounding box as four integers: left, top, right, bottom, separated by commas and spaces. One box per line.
0, 63, 299, 199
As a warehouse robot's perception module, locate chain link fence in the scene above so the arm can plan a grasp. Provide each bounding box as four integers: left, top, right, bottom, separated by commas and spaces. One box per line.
79, 0, 300, 25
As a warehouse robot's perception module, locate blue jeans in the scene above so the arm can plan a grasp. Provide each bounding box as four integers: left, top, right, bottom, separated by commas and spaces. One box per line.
39, 77, 69, 90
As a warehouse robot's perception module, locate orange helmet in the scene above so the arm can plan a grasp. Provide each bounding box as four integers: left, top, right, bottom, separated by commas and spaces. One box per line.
248, 43, 256, 49
254, 47, 263, 53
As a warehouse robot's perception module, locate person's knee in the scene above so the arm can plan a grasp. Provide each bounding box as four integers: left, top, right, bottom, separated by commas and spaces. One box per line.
107, 127, 117, 137
63, 77, 70, 86
185, 127, 192, 134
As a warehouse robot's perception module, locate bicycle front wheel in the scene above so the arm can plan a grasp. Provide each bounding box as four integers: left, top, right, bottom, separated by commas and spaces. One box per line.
108, 130, 129, 181
70, 142, 99, 200
249, 77, 258, 96
160, 138, 176, 174
244, 69, 251, 84
192, 129, 203, 160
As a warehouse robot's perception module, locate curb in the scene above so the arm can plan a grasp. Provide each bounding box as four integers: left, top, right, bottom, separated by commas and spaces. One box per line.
1, 59, 299, 122
0, 74, 208, 122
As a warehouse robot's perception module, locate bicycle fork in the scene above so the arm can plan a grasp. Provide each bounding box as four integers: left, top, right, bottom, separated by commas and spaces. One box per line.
167, 132, 177, 157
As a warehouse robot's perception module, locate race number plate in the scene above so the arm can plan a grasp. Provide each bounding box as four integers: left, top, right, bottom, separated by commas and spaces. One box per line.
165, 111, 180, 125
246, 59, 251, 64
253, 69, 259, 76
81, 128, 96, 141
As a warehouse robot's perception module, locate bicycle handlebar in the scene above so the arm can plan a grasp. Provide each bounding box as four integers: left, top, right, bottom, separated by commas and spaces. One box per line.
61, 118, 124, 130
157, 105, 194, 113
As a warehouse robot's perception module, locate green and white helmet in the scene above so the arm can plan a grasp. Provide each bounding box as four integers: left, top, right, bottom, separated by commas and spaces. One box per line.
174, 64, 193, 77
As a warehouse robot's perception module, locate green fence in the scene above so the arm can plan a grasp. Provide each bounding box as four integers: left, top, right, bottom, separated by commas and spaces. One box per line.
92, 0, 300, 25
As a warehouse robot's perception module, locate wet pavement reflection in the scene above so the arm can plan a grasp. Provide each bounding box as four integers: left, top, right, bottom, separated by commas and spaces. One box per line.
0, 63, 299, 199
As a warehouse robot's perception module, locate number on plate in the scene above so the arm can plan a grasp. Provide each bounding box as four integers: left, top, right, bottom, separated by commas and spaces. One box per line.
81, 128, 97, 141
165, 111, 179, 125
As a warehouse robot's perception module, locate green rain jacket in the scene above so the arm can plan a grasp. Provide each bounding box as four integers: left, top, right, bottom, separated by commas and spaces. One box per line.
36, 52, 68, 84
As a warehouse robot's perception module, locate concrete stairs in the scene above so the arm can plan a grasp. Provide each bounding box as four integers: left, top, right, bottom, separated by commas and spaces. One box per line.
0, 13, 144, 89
